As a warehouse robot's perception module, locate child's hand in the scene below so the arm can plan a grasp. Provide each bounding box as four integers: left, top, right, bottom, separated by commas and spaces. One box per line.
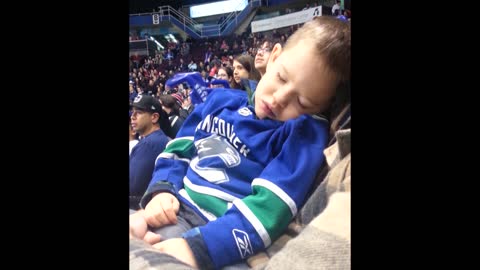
153, 238, 198, 269
129, 210, 148, 239
144, 193, 180, 228
143, 231, 162, 245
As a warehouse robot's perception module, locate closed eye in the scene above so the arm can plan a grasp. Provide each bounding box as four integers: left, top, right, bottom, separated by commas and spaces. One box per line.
276, 72, 286, 83
297, 97, 308, 109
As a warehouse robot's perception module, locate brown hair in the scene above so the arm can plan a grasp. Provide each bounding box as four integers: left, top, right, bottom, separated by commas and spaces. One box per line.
234, 54, 261, 82
284, 17, 351, 136
284, 16, 351, 83
159, 94, 180, 116
218, 66, 235, 88
259, 37, 274, 50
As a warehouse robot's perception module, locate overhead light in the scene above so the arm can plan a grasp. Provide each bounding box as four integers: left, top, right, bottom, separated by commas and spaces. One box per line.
168, 34, 178, 43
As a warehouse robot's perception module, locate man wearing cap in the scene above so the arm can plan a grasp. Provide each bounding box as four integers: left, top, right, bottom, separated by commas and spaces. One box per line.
130, 94, 171, 210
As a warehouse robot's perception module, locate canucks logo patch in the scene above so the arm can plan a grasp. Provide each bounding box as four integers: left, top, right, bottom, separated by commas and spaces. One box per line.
232, 229, 253, 259
196, 134, 241, 168
237, 107, 252, 116
191, 134, 241, 184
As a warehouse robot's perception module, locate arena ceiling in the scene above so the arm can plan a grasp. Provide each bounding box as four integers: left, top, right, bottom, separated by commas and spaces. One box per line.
129, 0, 215, 14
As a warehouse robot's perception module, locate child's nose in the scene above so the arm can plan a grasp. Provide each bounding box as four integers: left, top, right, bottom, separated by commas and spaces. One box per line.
272, 91, 289, 108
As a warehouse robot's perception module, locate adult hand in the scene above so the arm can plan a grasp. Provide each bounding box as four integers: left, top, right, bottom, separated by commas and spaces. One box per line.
153, 238, 198, 269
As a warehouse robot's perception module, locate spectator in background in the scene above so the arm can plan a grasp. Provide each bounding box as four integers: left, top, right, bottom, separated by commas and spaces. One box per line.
136, 85, 144, 95
198, 61, 205, 72
132, 53, 140, 68
213, 40, 220, 52
165, 60, 176, 73
332, 0, 341, 16
220, 39, 229, 55
214, 66, 235, 88
155, 83, 164, 98
159, 94, 185, 139
204, 47, 213, 65
240, 39, 247, 52
187, 59, 197, 72
178, 58, 188, 72
232, 54, 261, 89
145, 79, 157, 96
130, 95, 171, 210
231, 40, 240, 54
209, 59, 221, 78
200, 70, 209, 83
129, 81, 137, 105
167, 70, 175, 81
180, 89, 194, 119
337, 9, 351, 22
254, 38, 274, 77
180, 42, 190, 57
165, 49, 174, 60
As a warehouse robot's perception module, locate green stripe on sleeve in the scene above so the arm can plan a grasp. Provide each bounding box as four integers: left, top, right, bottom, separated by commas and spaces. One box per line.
163, 137, 196, 159
184, 186, 229, 217
243, 185, 292, 240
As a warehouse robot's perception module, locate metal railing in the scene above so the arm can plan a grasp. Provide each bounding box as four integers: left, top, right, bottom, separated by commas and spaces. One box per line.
129, 0, 262, 38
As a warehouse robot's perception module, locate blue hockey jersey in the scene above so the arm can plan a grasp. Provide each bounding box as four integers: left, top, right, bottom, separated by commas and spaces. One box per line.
142, 88, 329, 268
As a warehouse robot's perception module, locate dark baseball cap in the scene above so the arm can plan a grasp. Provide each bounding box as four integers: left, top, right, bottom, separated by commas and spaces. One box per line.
131, 94, 162, 114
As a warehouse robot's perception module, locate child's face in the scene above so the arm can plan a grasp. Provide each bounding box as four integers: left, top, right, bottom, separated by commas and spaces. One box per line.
254, 41, 337, 121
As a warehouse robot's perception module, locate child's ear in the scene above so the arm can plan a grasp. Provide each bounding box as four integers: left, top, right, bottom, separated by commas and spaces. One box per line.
266, 43, 283, 72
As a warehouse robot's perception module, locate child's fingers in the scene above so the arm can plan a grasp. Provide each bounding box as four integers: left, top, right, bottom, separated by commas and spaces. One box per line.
143, 231, 162, 245
164, 207, 178, 225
